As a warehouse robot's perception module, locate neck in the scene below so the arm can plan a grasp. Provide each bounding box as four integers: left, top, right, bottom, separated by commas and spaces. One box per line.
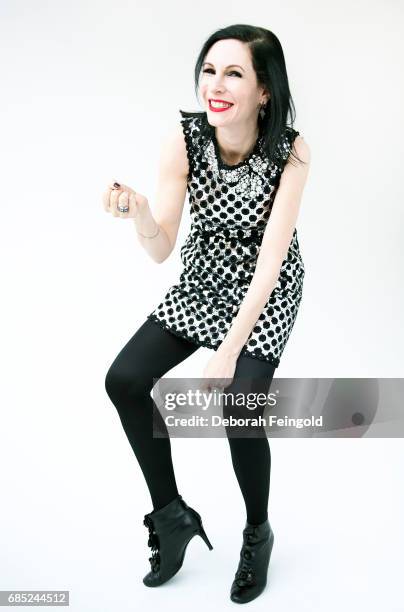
214, 121, 260, 166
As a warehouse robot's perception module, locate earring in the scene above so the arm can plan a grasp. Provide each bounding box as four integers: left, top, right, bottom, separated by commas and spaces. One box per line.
259, 103, 267, 120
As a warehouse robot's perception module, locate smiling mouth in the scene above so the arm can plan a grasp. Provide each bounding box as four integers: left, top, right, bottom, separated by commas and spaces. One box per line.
209, 99, 234, 111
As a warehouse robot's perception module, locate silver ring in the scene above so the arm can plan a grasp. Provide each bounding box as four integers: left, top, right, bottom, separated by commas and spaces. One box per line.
118, 205, 129, 213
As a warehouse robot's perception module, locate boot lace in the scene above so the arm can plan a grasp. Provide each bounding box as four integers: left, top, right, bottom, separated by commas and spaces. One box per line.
143, 515, 161, 573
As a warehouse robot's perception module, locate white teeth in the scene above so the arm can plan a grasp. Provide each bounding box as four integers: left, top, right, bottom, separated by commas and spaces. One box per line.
210, 100, 232, 108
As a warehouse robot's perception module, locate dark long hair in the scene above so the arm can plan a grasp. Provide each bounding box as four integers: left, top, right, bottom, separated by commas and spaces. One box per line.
187, 24, 304, 166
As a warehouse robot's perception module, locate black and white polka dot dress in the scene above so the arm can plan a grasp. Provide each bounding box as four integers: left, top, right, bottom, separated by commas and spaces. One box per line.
147, 110, 305, 367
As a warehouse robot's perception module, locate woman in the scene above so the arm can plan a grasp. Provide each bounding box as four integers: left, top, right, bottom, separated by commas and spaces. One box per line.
103, 24, 310, 604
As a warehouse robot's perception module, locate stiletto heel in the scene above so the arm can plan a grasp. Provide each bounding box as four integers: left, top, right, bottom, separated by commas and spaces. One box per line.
189, 508, 214, 550
198, 523, 214, 550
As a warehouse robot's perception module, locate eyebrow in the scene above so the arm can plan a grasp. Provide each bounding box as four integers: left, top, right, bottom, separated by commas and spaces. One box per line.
202, 62, 245, 72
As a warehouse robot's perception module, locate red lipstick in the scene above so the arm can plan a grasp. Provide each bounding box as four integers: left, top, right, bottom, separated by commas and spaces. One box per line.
208, 99, 234, 113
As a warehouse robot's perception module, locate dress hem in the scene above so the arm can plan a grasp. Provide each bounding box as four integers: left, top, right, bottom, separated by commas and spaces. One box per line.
146, 313, 280, 368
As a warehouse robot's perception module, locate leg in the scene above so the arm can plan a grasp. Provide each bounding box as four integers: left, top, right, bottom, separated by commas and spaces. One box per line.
105, 318, 199, 511
224, 356, 276, 525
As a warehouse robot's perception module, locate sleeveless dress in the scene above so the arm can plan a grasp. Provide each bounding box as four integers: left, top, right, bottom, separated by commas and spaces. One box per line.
147, 110, 305, 368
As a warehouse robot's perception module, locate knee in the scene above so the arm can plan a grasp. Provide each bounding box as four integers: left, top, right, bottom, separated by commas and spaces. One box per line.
104, 364, 120, 401
104, 361, 151, 404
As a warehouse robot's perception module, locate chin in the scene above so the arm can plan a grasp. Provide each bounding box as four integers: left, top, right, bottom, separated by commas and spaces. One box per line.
206, 110, 234, 124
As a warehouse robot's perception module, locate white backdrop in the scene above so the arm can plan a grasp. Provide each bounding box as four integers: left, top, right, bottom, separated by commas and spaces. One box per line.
1, 1, 403, 610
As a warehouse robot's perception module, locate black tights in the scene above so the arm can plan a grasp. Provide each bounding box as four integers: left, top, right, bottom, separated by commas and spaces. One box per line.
105, 319, 276, 525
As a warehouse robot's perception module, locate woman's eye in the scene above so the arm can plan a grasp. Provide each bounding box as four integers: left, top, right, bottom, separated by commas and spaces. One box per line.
202, 69, 242, 78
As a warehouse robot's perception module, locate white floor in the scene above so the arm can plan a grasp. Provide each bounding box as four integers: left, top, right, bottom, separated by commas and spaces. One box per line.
2, 433, 403, 612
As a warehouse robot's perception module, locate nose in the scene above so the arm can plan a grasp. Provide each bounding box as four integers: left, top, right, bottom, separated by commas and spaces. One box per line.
210, 73, 226, 93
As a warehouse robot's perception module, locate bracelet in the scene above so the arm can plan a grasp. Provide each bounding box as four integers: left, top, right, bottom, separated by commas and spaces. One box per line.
137, 225, 160, 239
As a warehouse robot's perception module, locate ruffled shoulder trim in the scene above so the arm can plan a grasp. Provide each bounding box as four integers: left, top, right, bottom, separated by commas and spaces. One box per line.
276, 126, 300, 166
179, 110, 205, 181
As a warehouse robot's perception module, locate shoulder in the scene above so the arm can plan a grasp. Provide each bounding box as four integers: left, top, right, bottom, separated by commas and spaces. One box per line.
161, 110, 203, 145
158, 110, 206, 180
291, 134, 311, 166
283, 127, 311, 167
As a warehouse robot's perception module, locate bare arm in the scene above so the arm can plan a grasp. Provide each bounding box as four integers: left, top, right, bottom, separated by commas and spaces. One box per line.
218, 136, 311, 357
133, 123, 189, 263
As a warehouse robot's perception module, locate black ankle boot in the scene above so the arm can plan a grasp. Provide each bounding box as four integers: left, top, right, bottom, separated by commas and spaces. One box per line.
142, 494, 213, 587
230, 518, 274, 604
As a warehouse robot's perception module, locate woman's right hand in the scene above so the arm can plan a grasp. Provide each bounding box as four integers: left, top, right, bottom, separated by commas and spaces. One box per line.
102, 182, 148, 218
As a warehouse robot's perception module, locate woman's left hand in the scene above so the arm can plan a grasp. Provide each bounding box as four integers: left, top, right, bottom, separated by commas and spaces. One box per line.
200, 346, 238, 391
